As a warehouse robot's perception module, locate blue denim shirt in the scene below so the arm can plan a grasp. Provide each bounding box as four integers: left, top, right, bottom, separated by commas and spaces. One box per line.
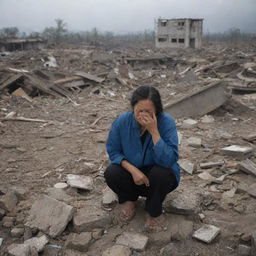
106, 111, 180, 188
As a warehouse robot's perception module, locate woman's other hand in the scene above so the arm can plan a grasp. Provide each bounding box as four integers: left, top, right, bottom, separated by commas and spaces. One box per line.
131, 168, 150, 186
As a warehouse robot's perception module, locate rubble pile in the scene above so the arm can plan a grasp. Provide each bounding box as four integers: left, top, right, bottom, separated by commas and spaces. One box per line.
0, 43, 256, 256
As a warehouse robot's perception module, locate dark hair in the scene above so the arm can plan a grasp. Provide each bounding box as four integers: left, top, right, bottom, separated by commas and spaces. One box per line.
130, 86, 163, 116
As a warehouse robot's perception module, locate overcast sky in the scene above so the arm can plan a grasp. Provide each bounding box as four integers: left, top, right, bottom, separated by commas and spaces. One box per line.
0, 0, 255, 34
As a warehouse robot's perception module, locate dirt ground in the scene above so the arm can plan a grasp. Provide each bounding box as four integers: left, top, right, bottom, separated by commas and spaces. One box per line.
0, 42, 256, 255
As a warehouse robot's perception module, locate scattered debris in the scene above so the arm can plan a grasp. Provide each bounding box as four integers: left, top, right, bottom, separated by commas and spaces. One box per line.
220, 145, 254, 159
179, 159, 196, 175
192, 224, 221, 244
237, 159, 256, 177
67, 174, 93, 190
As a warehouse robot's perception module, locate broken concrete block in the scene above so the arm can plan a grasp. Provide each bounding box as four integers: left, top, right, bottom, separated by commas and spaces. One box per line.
0, 191, 18, 212
54, 183, 68, 189
102, 187, 117, 205
200, 161, 224, 169
102, 245, 131, 256
26, 195, 74, 238
67, 174, 93, 190
198, 171, 216, 182
8, 244, 31, 256
188, 137, 201, 148
237, 183, 256, 198
181, 119, 198, 129
11, 227, 24, 238
0, 238, 3, 247
73, 205, 112, 232
247, 184, 256, 198
220, 145, 254, 159
116, 232, 148, 251
201, 115, 215, 123
238, 244, 251, 256
192, 224, 221, 243
0, 208, 5, 220
65, 232, 92, 252
164, 188, 201, 215
237, 159, 256, 177
2, 216, 14, 228
179, 159, 196, 175
222, 187, 236, 199
24, 235, 49, 252
46, 187, 73, 202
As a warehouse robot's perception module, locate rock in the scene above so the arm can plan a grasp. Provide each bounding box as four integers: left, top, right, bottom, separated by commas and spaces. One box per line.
200, 161, 224, 169
8, 244, 32, 256
26, 195, 74, 238
11, 227, 24, 238
2, 216, 14, 228
181, 119, 198, 129
238, 244, 251, 256
92, 228, 104, 240
0, 208, 5, 220
160, 243, 175, 256
102, 245, 131, 256
164, 185, 201, 215
67, 174, 93, 190
65, 232, 92, 252
0, 191, 18, 212
192, 224, 221, 243
11, 187, 27, 200
238, 183, 256, 198
116, 232, 148, 251
187, 137, 202, 148
222, 187, 237, 199
54, 183, 68, 189
24, 226, 33, 240
0, 238, 3, 247
178, 159, 196, 175
24, 235, 49, 252
220, 145, 254, 159
46, 187, 73, 202
251, 231, 256, 256
198, 171, 216, 182
102, 187, 117, 205
201, 115, 215, 123
73, 205, 112, 232
237, 159, 256, 177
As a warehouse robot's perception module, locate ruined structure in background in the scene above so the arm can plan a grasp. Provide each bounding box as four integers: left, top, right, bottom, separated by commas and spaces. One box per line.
155, 18, 203, 49
0, 38, 46, 52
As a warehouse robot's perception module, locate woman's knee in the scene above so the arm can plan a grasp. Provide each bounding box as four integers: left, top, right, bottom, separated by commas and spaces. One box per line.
148, 165, 175, 184
104, 164, 130, 183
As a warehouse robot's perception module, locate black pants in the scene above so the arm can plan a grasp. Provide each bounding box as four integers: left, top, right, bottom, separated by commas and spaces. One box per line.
104, 164, 177, 217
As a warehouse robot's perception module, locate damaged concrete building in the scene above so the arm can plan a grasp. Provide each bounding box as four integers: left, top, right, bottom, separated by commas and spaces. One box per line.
155, 18, 203, 49
0, 38, 46, 52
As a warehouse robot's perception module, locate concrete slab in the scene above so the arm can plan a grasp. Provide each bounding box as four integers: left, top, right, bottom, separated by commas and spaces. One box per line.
178, 159, 196, 175
192, 224, 221, 243
67, 174, 93, 190
220, 145, 254, 159
237, 159, 256, 177
65, 232, 92, 252
116, 232, 148, 251
164, 81, 230, 118
200, 161, 224, 169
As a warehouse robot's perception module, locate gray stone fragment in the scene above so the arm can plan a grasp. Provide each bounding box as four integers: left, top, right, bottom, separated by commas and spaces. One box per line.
192, 224, 221, 243
116, 232, 148, 251
65, 232, 92, 252
2, 216, 14, 228
160, 243, 175, 256
0, 208, 5, 220
26, 195, 74, 238
188, 137, 202, 148
237, 159, 256, 177
200, 161, 224, 169
8, 244, 31, 256
11, 227, 24, 238
102, 187, 117, 205
67, 174, 93, 190
24, 235, 49, 252
181, 119, 198, 129
179, 159, 196, 175
238, 244, 251, 256
73, 206, 112, 232
46, 187, 73, 202
201, 115, 215, 123
0, 191, 18, 212
0, 238, 3, 247
220, 145, 254, 159
54, 183, 68, 189
102, 245, 131, 256
164, 187, 201, 215
251, 231, 256, 256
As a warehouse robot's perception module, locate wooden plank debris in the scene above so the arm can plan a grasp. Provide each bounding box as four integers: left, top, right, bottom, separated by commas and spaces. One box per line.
12, 87, 33, 102
75, 71, 105, 83
0, 117, 49, 123
0, 74, 23, 91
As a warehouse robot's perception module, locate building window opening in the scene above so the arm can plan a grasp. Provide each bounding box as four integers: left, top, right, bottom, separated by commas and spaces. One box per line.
161, 21, 167, 27
158, 37, 167, 42
171, 38, 177, 43
178, 22, 185, 26
178, 38, 185, 43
